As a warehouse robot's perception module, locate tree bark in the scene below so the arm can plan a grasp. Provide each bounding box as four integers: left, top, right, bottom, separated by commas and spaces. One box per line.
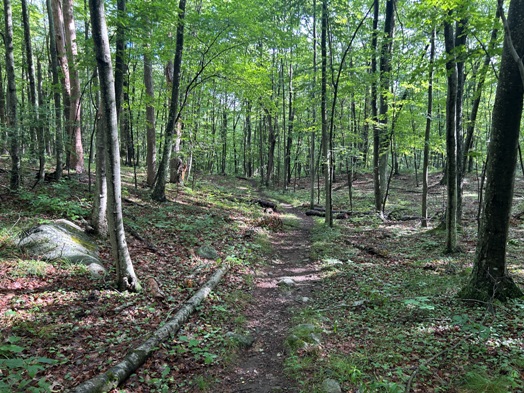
152, 0, 186, 201
63, 0, 84, 173
91, 73, 108, 238
52, 0, 71, 170
462, 11, 500, 174
309, 0, 317, 209
421, 29, 435, 228
22, 0, 45, 182
459, 0, 524, 302
4, 0, 20, 190
377, 0, 396, 214
444, 18, 458, 253
89, 0, 140, 292
455, 18, 468, 225
321, 0, 332, 226
46, 0, 63, 179
144, 50, 156, 187
371, 0, 380, 213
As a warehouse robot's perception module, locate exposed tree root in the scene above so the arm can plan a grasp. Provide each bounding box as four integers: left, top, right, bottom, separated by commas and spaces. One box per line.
73, 266, 228, 393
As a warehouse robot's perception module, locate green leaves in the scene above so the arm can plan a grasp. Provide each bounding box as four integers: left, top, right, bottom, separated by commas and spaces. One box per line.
0, 336, 57, 392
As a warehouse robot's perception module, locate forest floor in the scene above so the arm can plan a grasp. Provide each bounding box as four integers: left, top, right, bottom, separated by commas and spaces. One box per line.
1, 162, 524, 392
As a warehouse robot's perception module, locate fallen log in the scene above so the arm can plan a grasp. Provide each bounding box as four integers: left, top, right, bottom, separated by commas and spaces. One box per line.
253, 199, 278, 211
73, 266, 228, 393
344, 240, 389, 258
305, 209, 325, 217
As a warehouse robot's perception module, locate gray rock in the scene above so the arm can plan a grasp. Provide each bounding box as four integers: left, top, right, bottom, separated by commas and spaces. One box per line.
321, 258, 343, 270
285, 323, 323, 353
321, 378, 342, 393
225, 332, 255, 348
18, 219, 106, 276
197, 245, 218, 260
277, 277, 296, 287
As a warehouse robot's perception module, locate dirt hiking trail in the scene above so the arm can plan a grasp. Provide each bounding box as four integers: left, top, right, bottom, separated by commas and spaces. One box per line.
214, 202, 320, 392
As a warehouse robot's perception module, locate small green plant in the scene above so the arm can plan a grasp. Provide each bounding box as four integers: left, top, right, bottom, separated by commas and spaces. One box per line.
460, 369, 515, 393
20, 190, 90, 220
0, 336, 57, 392
175, 335, 219, 365
11, 259, 51, 278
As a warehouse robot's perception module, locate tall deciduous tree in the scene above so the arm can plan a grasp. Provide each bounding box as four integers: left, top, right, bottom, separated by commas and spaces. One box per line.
152, 0, 187, 201
63, 0, 84, 173
4, 0, 19, 190
52, 0, 72, 169
421, 28, 435, 228
144, 48, 156, 187
89, 0, 141, 292
46, 0, 63, 179
22, 0, 45, 182
321, 0, 332, 226
459, 0, 524, 301
444, 16, 458, 253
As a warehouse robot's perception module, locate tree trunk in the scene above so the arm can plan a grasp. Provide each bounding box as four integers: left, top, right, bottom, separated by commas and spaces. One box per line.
309, 0, 317, 209
22, 0, 45, 182
144, 50, 156, 187
72, 266, 227, 393
245, 101, 253, 177
91, 74, 108, 238
52, 0, 72, 170
421, 29, 435, 228
462, 11, 500, 174
63, 0, 84, 173
4, 0, 20, 190
377, 0, 396, 214
371, 0, 380, 213
152, 0, 186, 201
89, 0, 140, 292
285, 63, 294, 189
114, 0, 126, 120
455, 18, 468, 225
459, 0, 524, 302
321, 0, 332, 226
444, 18, 458, 253
265, 111, 277, 187
47, 0, 63, 179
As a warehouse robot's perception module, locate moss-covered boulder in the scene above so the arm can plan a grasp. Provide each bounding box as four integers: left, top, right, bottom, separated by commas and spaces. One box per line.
18, 219, 106, 277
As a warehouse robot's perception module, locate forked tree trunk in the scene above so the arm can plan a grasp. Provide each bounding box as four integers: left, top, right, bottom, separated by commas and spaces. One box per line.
63, 0, 84, 173
459, 0, 524, 302
152, 0, 186, 201
52, 0, 71, 170
89, 0, 140, 292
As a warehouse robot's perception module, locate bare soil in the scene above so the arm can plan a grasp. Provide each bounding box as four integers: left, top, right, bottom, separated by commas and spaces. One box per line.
212, 204, 319, 392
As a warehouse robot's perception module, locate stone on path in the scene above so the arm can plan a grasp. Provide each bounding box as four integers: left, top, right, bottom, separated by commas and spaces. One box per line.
225, 332, 255, 348
321, 378, 342, 393
277, 277, 296, 287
